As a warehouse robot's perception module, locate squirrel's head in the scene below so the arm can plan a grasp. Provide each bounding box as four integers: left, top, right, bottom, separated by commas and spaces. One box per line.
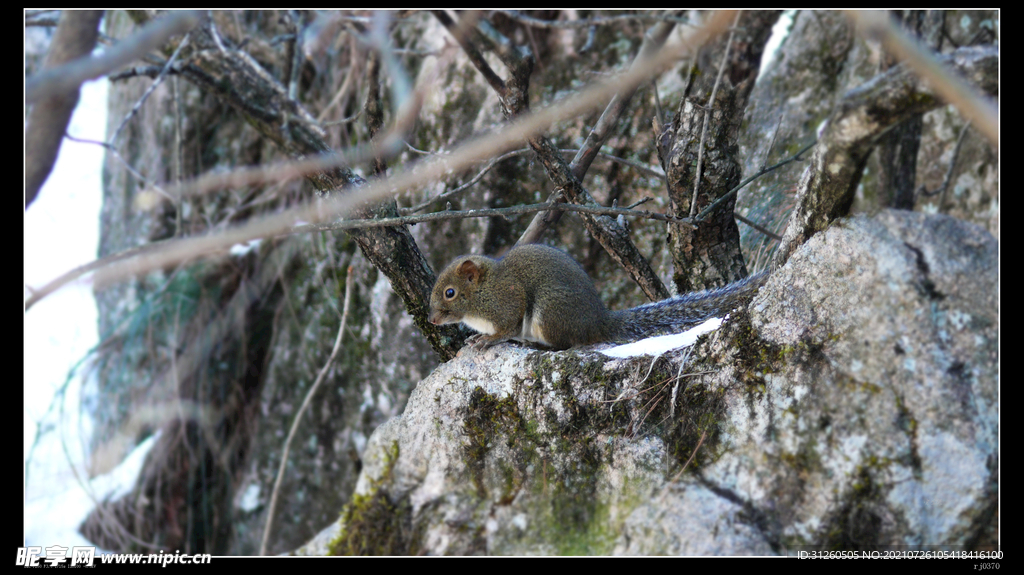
428, 255, 490, 325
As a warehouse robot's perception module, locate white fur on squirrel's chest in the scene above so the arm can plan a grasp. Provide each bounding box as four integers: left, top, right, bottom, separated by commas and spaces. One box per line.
461, 311, 548, 344
461, 314, 497, 335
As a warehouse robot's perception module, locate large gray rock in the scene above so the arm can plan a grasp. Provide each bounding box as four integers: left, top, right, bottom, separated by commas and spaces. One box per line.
302, 210, 997, 555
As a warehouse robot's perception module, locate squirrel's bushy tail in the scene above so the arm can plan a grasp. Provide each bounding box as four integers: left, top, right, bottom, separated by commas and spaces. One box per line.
613, 271, 769, 340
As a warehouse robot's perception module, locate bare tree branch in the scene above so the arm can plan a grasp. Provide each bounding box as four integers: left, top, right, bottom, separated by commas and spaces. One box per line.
25, 10, 200, 103
27, 12, 746, 327
773, 44, 998, 266
517, 13, 681, 262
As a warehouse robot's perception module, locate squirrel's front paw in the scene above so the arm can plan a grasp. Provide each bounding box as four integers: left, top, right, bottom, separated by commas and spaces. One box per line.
465, 334, 505, 350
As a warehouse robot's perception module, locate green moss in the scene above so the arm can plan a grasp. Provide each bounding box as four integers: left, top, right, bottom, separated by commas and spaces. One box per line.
819, 465, 889, 550
497, 434, 617, 555
545, 495, 616, 556
778, 436, 824, 476
329, 441, 421, 556
457, 364, 652, 555
461, 385, 541, 500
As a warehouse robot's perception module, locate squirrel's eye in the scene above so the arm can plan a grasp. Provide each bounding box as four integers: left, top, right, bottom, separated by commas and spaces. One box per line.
445, 288, 455, 299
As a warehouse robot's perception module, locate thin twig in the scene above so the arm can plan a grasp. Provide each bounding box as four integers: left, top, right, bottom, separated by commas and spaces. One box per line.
260, 265, 354, 556
921, 120, 971, 210
299, 201, 696, 234
63, 134, 170, 200
625, 197, 655, 209
651, 78, 665, 127
112, 32, 191, 143
629, 388, 668, 439
563, 149, 667, 181
735, 213, 782, 242
695, 138, 816, 222
605, 355, 665, 404
317, 36, 360, 123
403, 146, 665, 215
760, 113, 785, 172
402, 147, 527, 213
659, 427, 708, 500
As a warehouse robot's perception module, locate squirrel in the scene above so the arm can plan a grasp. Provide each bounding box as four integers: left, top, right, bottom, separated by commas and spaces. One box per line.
428, 244, 767, 350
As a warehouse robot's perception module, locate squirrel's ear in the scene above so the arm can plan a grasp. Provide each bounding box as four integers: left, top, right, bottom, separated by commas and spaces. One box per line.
458, 259, 483, 282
